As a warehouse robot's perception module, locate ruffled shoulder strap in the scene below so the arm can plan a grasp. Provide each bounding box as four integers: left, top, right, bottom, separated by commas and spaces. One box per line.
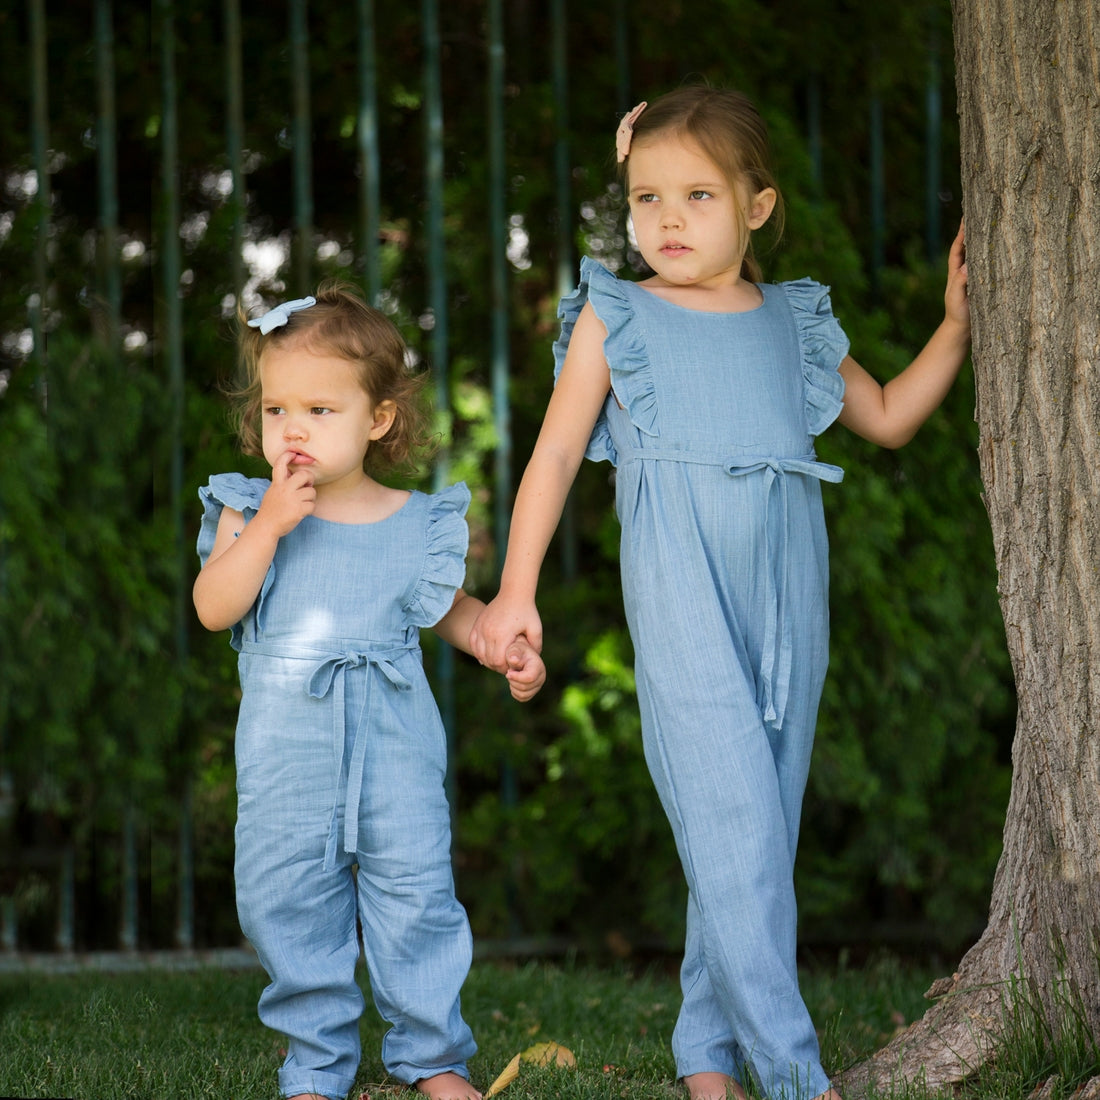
404, 482, 471, 629
196, 473, 272, 650
196, 473, 270, 567
778, 278, 850, 437
553, 256, 658, 465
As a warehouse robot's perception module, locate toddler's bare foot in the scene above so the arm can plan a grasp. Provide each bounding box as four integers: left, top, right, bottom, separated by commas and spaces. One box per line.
684, 1072, 747, 1100
812, 1091, 843, 1100
286, 1094, 329, 1100
415, 1071, 482, 1100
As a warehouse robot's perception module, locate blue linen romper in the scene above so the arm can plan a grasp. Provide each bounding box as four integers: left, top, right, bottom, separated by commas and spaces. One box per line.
197, 477, 477, 1100
557, 258, 849, 1100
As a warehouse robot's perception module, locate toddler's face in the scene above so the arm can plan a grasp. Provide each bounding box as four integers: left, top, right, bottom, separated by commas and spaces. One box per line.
259, 343, 391, 490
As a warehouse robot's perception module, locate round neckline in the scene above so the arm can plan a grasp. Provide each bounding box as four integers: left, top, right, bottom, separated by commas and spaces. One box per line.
304, 489, 415, 528
631, 280, 770, 316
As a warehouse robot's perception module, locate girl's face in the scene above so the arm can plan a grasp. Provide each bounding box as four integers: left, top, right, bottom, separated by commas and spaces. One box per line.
259, 341, 395, 492
627, 133, 775, 290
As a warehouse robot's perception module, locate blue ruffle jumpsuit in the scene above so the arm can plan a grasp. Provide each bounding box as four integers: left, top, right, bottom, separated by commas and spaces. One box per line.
197, 478, 477, 1100
556, 258, 850, 1100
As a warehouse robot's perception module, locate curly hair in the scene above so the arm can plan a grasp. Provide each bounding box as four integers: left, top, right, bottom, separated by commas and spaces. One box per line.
619, 84, 785, 283
231, 280, 433, 476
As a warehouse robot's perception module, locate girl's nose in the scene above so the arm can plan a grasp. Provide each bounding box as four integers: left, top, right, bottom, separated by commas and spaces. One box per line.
284, 416, 307, 440
660, 204, 683, 229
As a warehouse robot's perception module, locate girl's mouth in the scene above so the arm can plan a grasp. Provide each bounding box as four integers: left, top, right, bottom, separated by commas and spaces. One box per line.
661, 241, 691, 256
287, 450, 314, 465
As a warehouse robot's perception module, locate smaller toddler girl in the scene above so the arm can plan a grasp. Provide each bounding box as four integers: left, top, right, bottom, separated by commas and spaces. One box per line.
194, 282, 544, 1100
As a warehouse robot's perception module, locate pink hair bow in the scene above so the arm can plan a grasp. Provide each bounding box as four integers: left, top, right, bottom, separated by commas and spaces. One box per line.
615, 101, 647, 163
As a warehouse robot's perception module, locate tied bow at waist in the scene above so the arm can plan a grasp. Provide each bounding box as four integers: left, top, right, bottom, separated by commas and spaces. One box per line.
618, 447, 844, 731
240, 639, 416, 868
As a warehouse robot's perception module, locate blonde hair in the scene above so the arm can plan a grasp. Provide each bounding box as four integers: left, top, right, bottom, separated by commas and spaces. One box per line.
233, 279, 432, 475
620, 85, 785, 283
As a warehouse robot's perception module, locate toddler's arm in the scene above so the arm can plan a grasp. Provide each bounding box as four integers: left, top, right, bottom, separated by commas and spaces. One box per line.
433, 591, 546, 701
838, 221, 970, 448
470, 302, 613, 671
192, 453, 315, 631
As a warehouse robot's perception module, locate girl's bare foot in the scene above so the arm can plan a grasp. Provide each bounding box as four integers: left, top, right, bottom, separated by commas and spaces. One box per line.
286, 1095, 329, 1100
415, 1071, 482, 1100
812, 1092, 843, 1100
683, 1072, 747, 1100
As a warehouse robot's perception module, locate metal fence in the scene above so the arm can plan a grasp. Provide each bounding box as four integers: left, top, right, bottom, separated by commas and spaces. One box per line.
1, 0, 953, 956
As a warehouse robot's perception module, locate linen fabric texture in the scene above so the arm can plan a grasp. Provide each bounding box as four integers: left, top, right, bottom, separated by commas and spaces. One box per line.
556, 257, 849, 1100
197, 478, 477, 1100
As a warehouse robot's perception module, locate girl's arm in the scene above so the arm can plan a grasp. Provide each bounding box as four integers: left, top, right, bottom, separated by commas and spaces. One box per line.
469, 302, 613, 672
192, 454, 315, 632
433, 591, 547, 701
838, 222, 970, 449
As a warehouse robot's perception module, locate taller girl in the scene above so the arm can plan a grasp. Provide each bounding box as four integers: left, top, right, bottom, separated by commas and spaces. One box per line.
471, 86, 970, 1100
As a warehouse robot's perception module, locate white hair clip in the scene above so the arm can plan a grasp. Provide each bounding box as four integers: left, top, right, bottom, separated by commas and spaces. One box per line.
247, 295, 317, 335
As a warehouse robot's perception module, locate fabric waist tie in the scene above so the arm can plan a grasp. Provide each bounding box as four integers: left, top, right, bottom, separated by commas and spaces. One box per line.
240, 638, 416, 868
618, 448, 844, 731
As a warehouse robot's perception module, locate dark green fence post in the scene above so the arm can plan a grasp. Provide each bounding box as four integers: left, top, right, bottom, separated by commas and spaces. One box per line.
925, 18, 942, 262
290, 0, 313, 294
29, 0, 49, 382
357, 0, 381, 305
95, 0, 137, 952
225, 0, 245, 298
614, 0, 630, 112
488, 0, 510, 570
158, 0, 194, 952
869, 72, 885, 296
95, 0, 121, 353
421, 0, 457, 815
551, 0, 578, 589
807, 73, 823, 195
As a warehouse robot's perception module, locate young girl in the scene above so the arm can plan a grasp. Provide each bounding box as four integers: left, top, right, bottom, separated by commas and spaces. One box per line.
194, 282, 545, 1100
470, 86, 969, 1100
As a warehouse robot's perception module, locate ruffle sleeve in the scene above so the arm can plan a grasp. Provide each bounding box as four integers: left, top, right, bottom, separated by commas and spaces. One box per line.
780, 278, 850, 437
196, 473, 272, 650
553, 256, 658, 465
404, 482, 471, 629
196, 473, 270, 566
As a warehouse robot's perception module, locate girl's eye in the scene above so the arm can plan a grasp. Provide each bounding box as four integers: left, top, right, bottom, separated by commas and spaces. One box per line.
310, 407, 331, 416
264, 406, 284, 416
690, 190, 712, 200
636, 193, 658, 204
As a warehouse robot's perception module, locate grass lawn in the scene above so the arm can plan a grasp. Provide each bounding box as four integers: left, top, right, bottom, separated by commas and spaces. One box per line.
0, 952, 1085, 1099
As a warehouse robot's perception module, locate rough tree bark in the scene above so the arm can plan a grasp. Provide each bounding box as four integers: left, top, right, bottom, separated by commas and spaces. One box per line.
837, 0, 1100, 1094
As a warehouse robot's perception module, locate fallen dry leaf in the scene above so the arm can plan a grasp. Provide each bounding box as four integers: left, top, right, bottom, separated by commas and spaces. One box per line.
484, 1041, 576, 1097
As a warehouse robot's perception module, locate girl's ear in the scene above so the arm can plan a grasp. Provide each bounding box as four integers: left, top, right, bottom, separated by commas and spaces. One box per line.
747, 187, 777, 229
369, 399, 398, 440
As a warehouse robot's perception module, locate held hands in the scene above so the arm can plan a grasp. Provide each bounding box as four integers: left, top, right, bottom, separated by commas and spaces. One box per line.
255, 450, 317, 538
469, 596, 543, 676
503, 636, 546, 702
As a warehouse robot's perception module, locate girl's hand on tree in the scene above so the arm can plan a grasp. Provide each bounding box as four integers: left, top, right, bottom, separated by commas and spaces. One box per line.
470, 597, 543, 675
255, 451, 316, 538
945, 220, 970, 333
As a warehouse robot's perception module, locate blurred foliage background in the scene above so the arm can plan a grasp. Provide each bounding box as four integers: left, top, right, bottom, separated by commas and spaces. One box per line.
0, 0, 1013, 958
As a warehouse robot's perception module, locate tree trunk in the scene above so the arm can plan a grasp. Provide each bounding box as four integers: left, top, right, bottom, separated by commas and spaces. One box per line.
837, 0, 1100, 1093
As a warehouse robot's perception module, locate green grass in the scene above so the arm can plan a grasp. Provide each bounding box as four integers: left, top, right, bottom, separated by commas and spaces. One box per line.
0, 952, 1086, 1100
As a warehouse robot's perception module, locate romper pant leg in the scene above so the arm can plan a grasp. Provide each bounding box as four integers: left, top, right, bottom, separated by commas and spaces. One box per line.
234, 679, 365, 1100
352, 683, 477, 1086
636, 662, 831, 1100
667, 630, 827, 1096
620, 468, 834, 1100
